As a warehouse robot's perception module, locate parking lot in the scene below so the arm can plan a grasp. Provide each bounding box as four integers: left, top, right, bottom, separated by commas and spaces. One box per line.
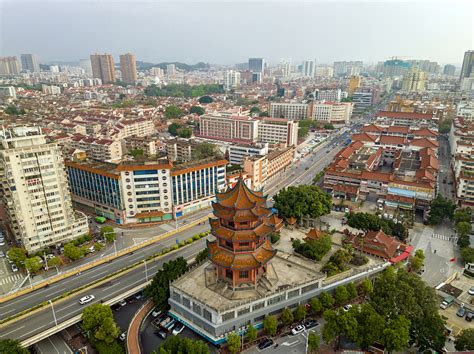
440, 303, 472, 337
0, 246, 24, 294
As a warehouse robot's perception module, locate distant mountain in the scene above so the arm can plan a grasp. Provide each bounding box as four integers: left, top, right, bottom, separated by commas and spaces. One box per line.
136, 61, 210, 71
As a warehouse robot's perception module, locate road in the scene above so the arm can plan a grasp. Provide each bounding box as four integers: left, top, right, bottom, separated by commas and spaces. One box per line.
0, 123, 357, 344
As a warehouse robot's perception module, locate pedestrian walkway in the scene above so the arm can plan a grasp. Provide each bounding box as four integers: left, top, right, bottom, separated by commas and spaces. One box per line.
0, 273, 22, 286
127, 299, 154, 354
432, 233, 458, 243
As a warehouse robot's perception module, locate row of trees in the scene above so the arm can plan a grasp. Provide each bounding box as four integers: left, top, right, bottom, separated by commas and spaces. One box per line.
346, 212, 407, 240
144, 84, 223, 98
168, 122, 192, 138
292, 234, 332, 261
453, 208, 474, 265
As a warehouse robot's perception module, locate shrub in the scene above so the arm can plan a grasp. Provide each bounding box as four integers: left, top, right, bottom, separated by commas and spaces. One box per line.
270, 232, 280, 244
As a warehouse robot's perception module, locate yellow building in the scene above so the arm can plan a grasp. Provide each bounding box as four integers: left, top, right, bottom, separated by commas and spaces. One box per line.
348, 75, 361, 97
401, 67, 426, 92
120, 53, 137, 84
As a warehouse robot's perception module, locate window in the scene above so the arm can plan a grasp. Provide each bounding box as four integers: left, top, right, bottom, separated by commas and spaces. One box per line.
239, 271, 249, 278
226, 269, 233, 279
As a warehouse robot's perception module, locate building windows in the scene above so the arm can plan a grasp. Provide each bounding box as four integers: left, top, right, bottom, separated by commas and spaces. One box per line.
225, 269, 233, 279
239, 271, 249, 278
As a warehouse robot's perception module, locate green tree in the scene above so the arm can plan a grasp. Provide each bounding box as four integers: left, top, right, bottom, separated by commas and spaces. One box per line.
458, 234, 471, 249
192, 142, 222, 160
130, 148, 144, 157
410, 249, 425, 272
198, 95, 213, 104
178, 127, 192, 138
310, 297, 323, 315
24, 257, 42, 273
298, 126, 309, 139
94, 316, 120, 344
346, 283, 358, 300
319, 292, 335, 310
245, 325, 257, 343
157, 335, 210, 354
195, 249, 208, 263
322, 249, 353, 276
273, 185, 332, 221
100, 226, 116, 242
352, 304, 385, 348
7, 247, 27, 266
82, 304, 120, 344
334, 285, 349, 305
165, 105, 183, 119
456, 221, 472, 238
226, 332, 241, 354
323, 123, 335, 130
281, 308, 294, 326
322, 309, 339, 343
360, 278, 373, 295
293, 305, 307, 322
381, 315, 410, 353
189, 106, 205, 115
0, 339, 29, 354
453, 208, 472, 223
263, 315, 278, 336
249, 106, 260, 114
307, 332, 320, 353
47, 256, 62, 268
292, 234, 332, 261
64, 242, 83, 261
346, 212, 382, 231
428, 195, 455, 225
4, 105, 25, 116
461, 247, 474, 264
168, 122, 181, 136
455, 328, 474, 351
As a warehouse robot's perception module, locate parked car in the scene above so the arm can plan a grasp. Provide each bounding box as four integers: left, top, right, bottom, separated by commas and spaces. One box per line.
291, 325, 305, 335
343, 304, 352, 312
304, 319, 319, 329
79, 295, 95, 305
155, 330, 167, 339
465, 311, 473, 322
468, 286, 474, 296
257, 338, 274, 350
134, 291, 144, 300
11, 264, 18, 272
151, 308, 162, 318
456, 306, 466, 317
119, 332, 127, 341
118, 299, 127, 307
172, 322, 185, 335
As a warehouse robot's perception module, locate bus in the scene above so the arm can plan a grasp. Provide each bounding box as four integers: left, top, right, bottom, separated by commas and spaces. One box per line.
94, 216, 106, 224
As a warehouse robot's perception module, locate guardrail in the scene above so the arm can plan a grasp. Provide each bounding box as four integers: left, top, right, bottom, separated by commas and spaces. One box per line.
0, 215, 210, 304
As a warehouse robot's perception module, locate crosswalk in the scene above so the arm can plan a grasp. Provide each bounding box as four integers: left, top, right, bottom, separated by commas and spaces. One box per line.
432, 233, 458, 243
0, 273, 23, 286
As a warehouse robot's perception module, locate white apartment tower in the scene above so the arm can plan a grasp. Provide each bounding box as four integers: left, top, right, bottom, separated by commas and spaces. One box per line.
302, 59, 316, 78
224, 70, 241, 90
0, 127, 88, 253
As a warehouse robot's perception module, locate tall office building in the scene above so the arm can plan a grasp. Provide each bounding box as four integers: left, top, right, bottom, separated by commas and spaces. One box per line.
90, 53, 116, 84
20, 54, 40, 73
460, 50, 474, 80
0, 127, 88, 253
401, 66, 426, 92
302, 59, 316, 78
119, 53, 137, 84
248, 58, 265, 74
443, 64, 456, 76
0, 56, 21, 75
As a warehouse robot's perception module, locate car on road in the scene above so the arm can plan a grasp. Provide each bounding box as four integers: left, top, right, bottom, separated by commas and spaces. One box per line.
119, 332, 127, 341
468, 286, 474, 295
343, 304, 352, 312
172, 322, 185, 335
257, 338, 274, 350
11, 264, 18, 272
304, 319, 319, 329
118, 299, 127, 307
456, 306, 466, 317
291, 324, 305, 335
151, 308, 162, 318
79, 295, 95, 305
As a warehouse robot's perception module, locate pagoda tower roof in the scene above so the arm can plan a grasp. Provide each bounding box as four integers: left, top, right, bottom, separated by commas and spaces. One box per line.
210, 218, 275, 242
215, 178, 267, 210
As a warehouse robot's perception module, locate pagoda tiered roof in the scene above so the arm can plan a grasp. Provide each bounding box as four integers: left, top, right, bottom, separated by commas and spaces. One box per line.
215, 178, 267, 210
210, 218, 275, 242
212, 202, 268, 222
207, 239, 276, 270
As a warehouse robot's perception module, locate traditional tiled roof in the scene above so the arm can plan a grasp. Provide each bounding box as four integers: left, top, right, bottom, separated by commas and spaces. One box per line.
215, 178, 266, 210
344, 230, 401, 259
210, 218, 274, 242
305, 228, 325, 241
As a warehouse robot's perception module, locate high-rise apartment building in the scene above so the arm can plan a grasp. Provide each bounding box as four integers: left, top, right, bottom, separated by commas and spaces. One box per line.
347, 75, 361, 97
223, 70, 241, 90
20, 54, 40, 73
443, 64, 456, 76
269, 102, 309, 120
166, 64, 176, 76
0, 127, 88, 253
90, 53, 116, 84
333, 61, 363, 77
383, 59, 411, 77
401, 67, 426, 92
460, 50, 474, 80
0, 56, 21, 75
248, 58, 265, 74
79, 59, 93, 75
119, 53, 137, 84
302, 60, 316, 78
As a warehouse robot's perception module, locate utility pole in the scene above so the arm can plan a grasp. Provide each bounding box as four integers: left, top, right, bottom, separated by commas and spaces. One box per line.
144, 259, 148, 282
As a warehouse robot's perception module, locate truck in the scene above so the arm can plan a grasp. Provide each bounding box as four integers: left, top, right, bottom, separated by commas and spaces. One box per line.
439, 295, 455, 309
95, 216, 106, 224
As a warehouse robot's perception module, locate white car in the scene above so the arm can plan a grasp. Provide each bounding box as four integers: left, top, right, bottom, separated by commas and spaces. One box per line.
11, 264, 18, 272
469, 286, 474, 296
79, 295, 95, 305
291, 325, 305, 335
172, 322, 185, 335
119, 332, 127, 341
343, 304, 352, 312
151, 308, 162, 318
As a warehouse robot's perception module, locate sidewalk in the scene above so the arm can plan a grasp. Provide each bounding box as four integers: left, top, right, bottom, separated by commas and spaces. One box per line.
127, 299, 154, 354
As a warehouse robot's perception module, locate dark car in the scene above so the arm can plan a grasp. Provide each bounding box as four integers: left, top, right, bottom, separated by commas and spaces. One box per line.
465, 311, 473, 322
258, 338, 274, 350
456, 307, 466, 317
304, 319, 320, 329
126, 296, 135, 304
154, 330, 167, 339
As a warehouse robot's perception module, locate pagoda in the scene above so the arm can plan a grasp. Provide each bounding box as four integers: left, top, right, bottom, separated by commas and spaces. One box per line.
207, 178, 282, 292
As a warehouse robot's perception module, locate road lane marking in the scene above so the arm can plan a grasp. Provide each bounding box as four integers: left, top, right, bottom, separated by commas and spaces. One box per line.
19, 324, 46, 339
90, 269, 112, 279
48, 336, 60, 354
1, 308, 17, 316
1, 324, 25, 336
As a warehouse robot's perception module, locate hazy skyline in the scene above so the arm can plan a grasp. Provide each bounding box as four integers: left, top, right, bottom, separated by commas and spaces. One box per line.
0, 0, 472, 65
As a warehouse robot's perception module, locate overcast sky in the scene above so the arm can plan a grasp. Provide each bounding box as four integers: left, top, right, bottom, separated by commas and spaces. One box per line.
0, 0, 472, 65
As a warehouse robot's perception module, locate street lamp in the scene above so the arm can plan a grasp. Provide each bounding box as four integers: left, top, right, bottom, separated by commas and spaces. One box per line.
49, 299, 57, 326
144, 259, 148, 282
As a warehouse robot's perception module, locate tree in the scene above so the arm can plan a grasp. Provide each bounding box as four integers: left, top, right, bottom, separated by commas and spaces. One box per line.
298, 126, 309, 139
410, 249, 425, 272
198, 95, 213, 104
249, 106, 260, 114
322, 249, 353, 276
263, 315, 278, 336
322, 309, 339, 343
381, 315, 410, 353
307, 332, 320, 353
310, 297, 323, 315
360, 278, 373, 295
292, 234, 332, 261
346, 212, 382, 231
323, 123, 335, 130
453, 208, 472, 223
245, 325, 257, 343
192, 142, 222, 160
293, 305, 306, 322
456, 221, 472, 238
455, 328, 474, 351
168, 122, 181, 136
94, 316, 120, 344
0, 339, 29, 354
24, 257, 42, 273
273, 185, 332, 221
189, 106, 205, 115
461, 247, 474, 264
157, 335, 210, 354
195, 249, 208, 263
458, 234, 471, 249
281, 308, 294, 326
47, 256, 62, 268
352, 304, 384, 348
64, 242, 83, 261
82, 304, 120, 344
178, 127, 192, 139
428, 195, 455, 225
130, 148, 144, 157
4, 105, 25, 116
334, 285, 349, 305
226, 332, 241, 354
100, 226, 116, 242
346, 283, 358, 300
7, 247, 27, 266
165, 105, 183, 119
319, 292, 335, 310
